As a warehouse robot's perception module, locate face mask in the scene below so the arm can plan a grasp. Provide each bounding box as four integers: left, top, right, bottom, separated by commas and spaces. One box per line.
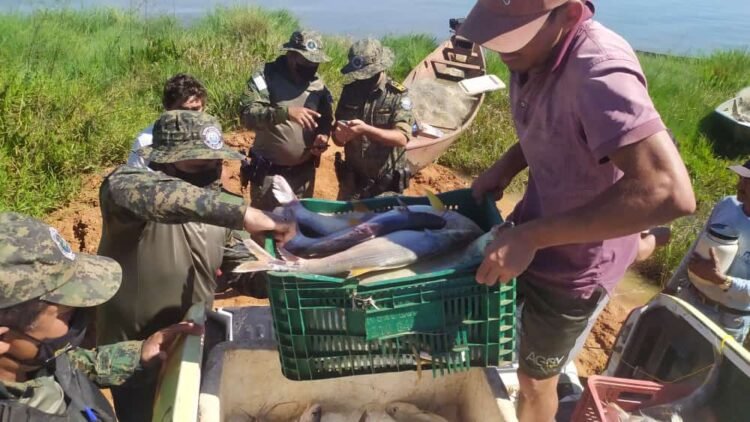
7, 309, 91, 368
172, 165, 222, 188
296, 64, 319, 82
349, 73, 381, 93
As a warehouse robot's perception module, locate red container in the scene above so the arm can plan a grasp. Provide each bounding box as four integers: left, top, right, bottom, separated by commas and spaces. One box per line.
571, 375, 681, 422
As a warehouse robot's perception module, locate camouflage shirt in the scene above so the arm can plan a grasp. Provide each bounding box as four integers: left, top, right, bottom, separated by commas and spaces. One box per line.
336, 77, 414, 179
239, 56, 334, 166
0, 341, 142, 414
96, 166, 249, 344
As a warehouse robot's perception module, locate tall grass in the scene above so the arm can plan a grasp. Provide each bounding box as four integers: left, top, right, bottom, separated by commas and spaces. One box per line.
1, 6, 749, 284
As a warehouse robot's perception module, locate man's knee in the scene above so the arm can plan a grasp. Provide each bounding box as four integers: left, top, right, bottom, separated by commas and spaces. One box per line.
518, 369, 559, 399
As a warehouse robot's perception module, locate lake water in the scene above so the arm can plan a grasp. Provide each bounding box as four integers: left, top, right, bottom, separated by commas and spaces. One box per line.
1, 0, 748, 55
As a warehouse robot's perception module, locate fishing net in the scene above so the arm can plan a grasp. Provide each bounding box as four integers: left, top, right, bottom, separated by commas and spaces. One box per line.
409, 79, 475, 129
734, 86, 750, 123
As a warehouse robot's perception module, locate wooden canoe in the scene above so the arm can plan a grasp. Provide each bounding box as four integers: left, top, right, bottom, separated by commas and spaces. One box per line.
402, 31, 487, 174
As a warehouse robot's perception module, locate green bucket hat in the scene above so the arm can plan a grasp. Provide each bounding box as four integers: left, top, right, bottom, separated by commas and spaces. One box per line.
0, 213, 122, 309
281, 30, 331, 64
146, 110, 245, 164
341, 38, 395, 84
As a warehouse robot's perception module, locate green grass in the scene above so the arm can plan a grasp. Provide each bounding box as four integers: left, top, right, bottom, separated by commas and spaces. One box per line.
1, 6, 749, 285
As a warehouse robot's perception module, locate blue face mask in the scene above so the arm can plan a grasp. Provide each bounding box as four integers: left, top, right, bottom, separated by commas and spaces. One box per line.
6, 309, 90, 368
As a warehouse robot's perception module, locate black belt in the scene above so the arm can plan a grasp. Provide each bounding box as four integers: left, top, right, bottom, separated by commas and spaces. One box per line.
687, 283, 750, 316
249, 149, 312, 174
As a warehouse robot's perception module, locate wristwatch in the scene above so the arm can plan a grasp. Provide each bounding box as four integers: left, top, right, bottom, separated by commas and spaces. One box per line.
720, 276, 733, 292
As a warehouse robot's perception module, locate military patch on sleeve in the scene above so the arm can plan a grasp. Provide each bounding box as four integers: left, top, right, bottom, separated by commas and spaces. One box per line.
251, 73, 268, 92
388, 80, 407, 93
400, 96, 413, 111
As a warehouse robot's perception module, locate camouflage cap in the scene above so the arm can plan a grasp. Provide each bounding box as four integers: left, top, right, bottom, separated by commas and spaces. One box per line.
0, 213, 122, 309
146, 110, 245, 164
281, 30, 331, 64
341, 38, 395, 84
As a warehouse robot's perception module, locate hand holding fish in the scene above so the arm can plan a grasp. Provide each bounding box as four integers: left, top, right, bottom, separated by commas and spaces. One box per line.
243, 207, 297, 246
476, 225, 538, 285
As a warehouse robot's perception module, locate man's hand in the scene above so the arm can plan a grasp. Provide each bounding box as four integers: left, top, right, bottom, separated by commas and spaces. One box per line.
288, 107, 321, 131
310, 134, 329, 157
0, 327, 10, 355
472, 165, 511, 204
243, 208, 297, 246
140, 321, 203, 366
333, 121, 355, 145
476, 226, 539, 285
688, 248, 727, 285
345, 119, 372, 136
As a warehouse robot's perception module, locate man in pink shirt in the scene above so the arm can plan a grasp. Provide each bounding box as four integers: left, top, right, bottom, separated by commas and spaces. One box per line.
459, 1, 695, 420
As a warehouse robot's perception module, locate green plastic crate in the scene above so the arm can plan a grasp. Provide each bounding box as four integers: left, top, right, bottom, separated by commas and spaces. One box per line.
265, 189, 516, 379
275, 323, 515, 381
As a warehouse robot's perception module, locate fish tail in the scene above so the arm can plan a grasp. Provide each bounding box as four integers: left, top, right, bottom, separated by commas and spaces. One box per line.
235, 239, 285, 273
271, 175, 297, 205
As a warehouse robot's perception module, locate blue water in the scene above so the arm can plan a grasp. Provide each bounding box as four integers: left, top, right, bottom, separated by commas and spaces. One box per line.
1, 0, 749, 55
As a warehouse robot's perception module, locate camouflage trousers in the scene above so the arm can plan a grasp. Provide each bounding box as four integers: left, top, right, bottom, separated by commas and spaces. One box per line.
250, 160, 315, 211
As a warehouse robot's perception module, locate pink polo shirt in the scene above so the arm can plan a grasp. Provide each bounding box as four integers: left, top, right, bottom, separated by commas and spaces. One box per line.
509, 12, 666, 297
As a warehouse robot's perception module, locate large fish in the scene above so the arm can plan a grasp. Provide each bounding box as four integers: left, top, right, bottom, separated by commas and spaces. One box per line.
384, 402, 448, 422
358, 224, 503, 284
236, 228, 481, 277
272, 175, 374, 236
285, 209, 447, 258
271, 175, 482, 236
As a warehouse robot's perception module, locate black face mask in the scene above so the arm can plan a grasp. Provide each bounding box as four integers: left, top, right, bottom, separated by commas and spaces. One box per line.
296, 64, 319, 82
349, 73, 381, 94
172, 166, 222, 188
7, 309, 91, 368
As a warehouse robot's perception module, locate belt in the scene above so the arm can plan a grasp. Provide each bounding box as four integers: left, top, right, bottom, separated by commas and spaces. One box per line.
249, 149, 312, 174
687, 283, 750, 316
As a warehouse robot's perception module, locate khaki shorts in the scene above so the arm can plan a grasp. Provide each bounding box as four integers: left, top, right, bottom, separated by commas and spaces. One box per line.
517, 277, 607, 379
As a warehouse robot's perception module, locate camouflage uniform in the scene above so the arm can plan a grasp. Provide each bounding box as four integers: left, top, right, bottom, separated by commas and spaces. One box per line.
335, 38, 415, 200
0, 213, 142, 421
96, 111, 250, 421
239, 30, 334, 210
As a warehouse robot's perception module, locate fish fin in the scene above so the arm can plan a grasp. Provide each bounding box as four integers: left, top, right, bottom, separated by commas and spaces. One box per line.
235, 239, 277, 273
351, 200, 370, 213
271, 175, 297, 205
277, 246, 301, 262
348, 268, 376, 278
395, 197, 410, 212
424, 189, 446, 212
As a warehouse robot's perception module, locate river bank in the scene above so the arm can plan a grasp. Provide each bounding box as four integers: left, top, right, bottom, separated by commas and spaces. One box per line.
3, 7, 748, 284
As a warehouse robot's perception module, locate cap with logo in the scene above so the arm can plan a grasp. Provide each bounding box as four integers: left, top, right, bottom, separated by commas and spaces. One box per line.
281, 30, 331, 64
0, 212, 122, 309
340, 38, 395, 84
729, 159, 750, 178
459, 0, 570, 53
145, 110, 245, 164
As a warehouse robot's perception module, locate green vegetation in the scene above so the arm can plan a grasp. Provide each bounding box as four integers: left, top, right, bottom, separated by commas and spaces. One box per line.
1, 6, 748, 284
